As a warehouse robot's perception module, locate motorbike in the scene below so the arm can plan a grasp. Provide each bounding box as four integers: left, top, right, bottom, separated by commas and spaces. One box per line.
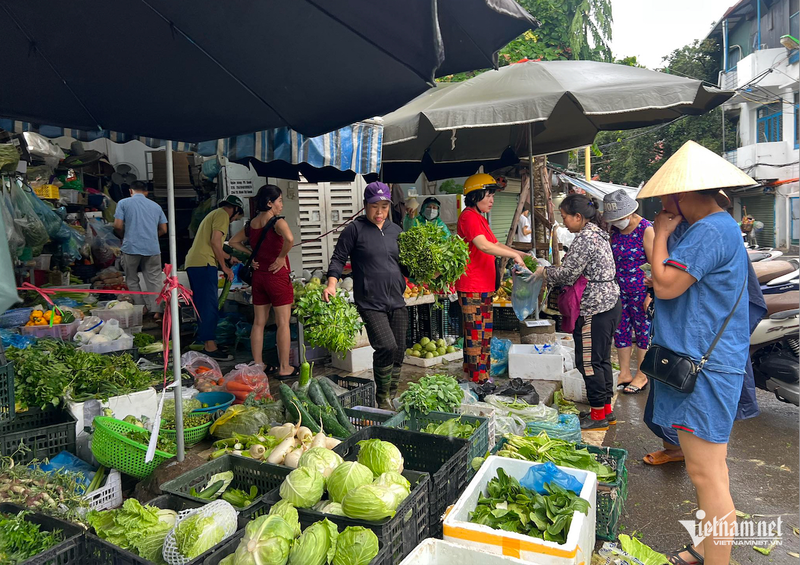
753, 259, 799, 295
751, 288, 799, 406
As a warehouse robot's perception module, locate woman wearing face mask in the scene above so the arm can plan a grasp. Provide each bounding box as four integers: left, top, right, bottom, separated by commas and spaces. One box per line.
324, 182, 408, 408
602, 189, 654, 394
535, 193, 621, 430
457, 174, 526, 383
411, 197, 450, 236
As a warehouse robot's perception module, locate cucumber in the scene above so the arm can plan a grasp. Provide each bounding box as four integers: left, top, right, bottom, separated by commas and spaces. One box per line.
307, 379, 330, 408
279, 384, 321, 433
317, 378, 357, 435
297, 388, 349, 437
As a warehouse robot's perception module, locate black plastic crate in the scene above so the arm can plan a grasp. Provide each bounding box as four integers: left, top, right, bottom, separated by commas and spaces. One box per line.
0, 408, 77, 464
161, 455, 291, 518
201, 524, 391, 565
85, 495, 239, 565
327, 374, 376, 409
493, 306, 520, 331
0, 360, 14, 424
334, 426, 470, 542
0, 502, 85, 565
263, 469, 428, 565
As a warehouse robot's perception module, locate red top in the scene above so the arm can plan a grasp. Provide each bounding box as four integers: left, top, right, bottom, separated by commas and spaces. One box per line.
248, 221, 291, 275
455, 207, 497, 293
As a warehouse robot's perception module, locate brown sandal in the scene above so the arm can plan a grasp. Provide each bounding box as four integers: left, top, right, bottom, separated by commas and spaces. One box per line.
667, 545, 703, 565
643, 450, 685, 465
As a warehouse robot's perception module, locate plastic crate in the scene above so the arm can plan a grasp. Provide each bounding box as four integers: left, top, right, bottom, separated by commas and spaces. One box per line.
327, 374, 376, 409
20, 320, 81, 341
582, 444, 628, 542
33, 184, 60, 199
0, 361, 14, 424
84, 495, 225, 565
161, 455, 291, 518
346, 406, 398, 430
90, 305, 145, 329
384, 410, 488, 479
458, 403, 496, 450
79, 334, 134, 355
0, 408, 77, 464
82, 468, 123, 511
0, 307, 33, 328
0, 502, 86, 565
263, 469, 430, 565
492, 306, 519, 331
90, 416, 175, 480
335, 426, 469, 541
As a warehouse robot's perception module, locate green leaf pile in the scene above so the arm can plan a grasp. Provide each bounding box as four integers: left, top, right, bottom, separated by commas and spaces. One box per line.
399, 374, 464, 414
398, 223, 469, 292
420, 416, 478, 439
293, 286, 363, 355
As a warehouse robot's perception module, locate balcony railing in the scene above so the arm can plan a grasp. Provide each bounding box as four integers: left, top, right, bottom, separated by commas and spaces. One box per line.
724, 150, 738, 166
721, 69, 738, 90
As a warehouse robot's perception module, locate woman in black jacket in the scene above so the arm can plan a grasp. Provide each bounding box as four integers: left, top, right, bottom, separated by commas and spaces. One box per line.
324, 182, 407, 408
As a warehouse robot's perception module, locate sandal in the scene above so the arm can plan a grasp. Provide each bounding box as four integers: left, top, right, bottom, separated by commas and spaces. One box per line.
623, 380, 648, 394
667, 545, 703, 565
274, 367, 301, 381
643, 450, 685, 465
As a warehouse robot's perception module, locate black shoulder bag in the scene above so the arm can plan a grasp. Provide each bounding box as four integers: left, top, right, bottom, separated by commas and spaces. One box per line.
640, 281, 746, 394
238, 215, 283, 286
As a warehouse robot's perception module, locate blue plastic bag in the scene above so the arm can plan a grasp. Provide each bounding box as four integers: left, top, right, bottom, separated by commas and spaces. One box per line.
525, 414, 582, 444
520, 461, 584, 495
490, 337, 513, 378
30, 451, 95, 491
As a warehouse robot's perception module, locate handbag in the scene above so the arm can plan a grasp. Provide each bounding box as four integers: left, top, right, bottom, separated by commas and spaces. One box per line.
238, 215, 282, 285
641, 280, 746, 393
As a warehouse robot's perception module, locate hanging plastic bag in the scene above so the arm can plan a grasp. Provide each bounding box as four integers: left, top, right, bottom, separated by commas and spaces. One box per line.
1, 189, 24, 259
0, 144, 20, 173
485, 394, 559, 423
223, 362, 270, 403
9, 180, 48, 248
87, 218, 122, 267
520, 461, 585, 495
25, 189, 63, 238
59, 224, 86, 262
0, 210, 20, 315
511, 264, 544, 322
490, 337, 513, 378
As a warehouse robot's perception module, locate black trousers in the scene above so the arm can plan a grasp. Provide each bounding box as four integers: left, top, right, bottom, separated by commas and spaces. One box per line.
573, 299, 622, 408
360, 307, 409, 368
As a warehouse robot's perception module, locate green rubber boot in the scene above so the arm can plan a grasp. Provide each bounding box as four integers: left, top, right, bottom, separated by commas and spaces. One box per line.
389, 364, 402, 402
374, 364, 394, 410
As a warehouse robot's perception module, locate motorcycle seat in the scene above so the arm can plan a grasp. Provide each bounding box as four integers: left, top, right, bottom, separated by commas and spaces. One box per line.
753, 260, 798, 284
765, 290, 799, 317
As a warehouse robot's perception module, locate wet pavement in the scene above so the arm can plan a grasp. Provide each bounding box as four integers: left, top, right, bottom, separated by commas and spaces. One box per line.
605, 388, 800, 564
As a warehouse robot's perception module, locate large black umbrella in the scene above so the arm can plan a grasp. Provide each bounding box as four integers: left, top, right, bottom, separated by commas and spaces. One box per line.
0, 0, 537, 140
380, 60, 733, 181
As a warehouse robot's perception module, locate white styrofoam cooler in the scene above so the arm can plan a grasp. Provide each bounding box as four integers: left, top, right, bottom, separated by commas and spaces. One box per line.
443, 456, 596, 565
508, 344, 563, 381
398, 539, 533, 565
331, 345, 374, 374
561, 369, 619, 404
67, 388, 159, 436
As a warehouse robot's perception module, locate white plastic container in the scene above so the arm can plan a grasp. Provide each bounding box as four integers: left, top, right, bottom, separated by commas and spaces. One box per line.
90, 304, 145, 329
459, 403, 497, 449
83, 469, 123, 511
78, 334, 134, 355
561, 369, 619, 404
67, 387, 159, 437
508, 344, 563, 381
398, 539, 533, 565
443, 456, 596, 565
331, 345, 374, 373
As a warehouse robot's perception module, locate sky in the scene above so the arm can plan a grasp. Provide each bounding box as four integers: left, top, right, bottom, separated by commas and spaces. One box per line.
610, 0, 737, 68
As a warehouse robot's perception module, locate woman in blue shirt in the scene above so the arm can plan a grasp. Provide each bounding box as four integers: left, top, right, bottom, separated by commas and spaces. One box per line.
640, 141, 756, 565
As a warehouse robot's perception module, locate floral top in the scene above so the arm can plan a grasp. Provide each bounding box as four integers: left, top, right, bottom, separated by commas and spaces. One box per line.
546, 222, 619, 316
610, 218, 651, 297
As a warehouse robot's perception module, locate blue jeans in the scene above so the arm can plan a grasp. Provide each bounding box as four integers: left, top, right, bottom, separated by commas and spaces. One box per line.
187, 266, 219, 343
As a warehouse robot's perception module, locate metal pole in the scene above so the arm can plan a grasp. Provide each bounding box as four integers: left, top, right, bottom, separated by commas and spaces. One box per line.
166, 142, 184, 461
527, 123, 539, 320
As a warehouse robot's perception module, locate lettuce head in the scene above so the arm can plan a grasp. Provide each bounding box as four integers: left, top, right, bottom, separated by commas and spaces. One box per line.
231, 515, 297, 565
327, 462, 374, 504
268, 499, 301, 537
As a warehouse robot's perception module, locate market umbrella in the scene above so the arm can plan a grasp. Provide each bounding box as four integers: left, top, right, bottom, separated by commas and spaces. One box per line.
0, 0, 537, 141
379, 60, 734, 181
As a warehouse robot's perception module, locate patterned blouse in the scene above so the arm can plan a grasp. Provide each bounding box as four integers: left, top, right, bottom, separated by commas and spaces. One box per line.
546, 222, 620, 316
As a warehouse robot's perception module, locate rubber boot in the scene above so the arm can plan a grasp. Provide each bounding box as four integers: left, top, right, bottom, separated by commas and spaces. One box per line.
389, 365, 402, 401
374, 364, 394, 410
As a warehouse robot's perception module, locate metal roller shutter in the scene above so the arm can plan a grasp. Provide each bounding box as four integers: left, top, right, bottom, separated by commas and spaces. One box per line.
490, 192, 519, 242
741, 195, 776, 247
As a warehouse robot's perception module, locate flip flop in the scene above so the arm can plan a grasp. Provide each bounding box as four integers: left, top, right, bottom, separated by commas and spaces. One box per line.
643, 450, 685, 465
274, 367, 301, 381
623, 381, 648, 394
667, 545, 704, 565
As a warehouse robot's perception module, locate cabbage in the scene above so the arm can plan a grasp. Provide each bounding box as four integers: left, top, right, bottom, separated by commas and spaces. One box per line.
374, 472, 411, 506
356, 440, 404, 477
268, 499, 301, 537
341, 485, 398, 521
299, 447, 344, 480
288, 518, 338, 565
333, 527, 380, 565
326, 462, 374, 504
229, 515, 296, 565
87, 499, 177, 560
280, 467, 325, 508
314, 501, 346, 516
174, 512, 227, 559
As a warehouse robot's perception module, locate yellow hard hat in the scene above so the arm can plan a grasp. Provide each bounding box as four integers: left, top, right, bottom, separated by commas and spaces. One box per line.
463, 173, 500, 195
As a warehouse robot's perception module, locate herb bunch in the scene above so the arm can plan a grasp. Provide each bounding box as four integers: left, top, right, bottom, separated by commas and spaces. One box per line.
293, 286, 363, 355
0, 511, 64, 564
399, 374, 464, 414
398, 223, 469, 292
420, 416, 477, 439
496, 433, 616, 482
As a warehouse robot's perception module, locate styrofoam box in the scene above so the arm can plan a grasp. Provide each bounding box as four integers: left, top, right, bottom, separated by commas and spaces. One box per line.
508, 344, 563, 381
561, 369, 619, 404
331, 345, 375, 374
399, 539, 533, 565
443, 456, 596, 565
67, 388, 159, 437
555, 332, 575, 350
403, 350, 463, 368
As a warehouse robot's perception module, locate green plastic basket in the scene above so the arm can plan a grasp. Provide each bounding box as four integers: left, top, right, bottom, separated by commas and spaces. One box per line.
583, 444, 628, 541
160, 419, 212, 447
91, 416, 176, 480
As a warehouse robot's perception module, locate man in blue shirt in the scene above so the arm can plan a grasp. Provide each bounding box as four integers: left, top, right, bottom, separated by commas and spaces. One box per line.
114, 181, 168, 318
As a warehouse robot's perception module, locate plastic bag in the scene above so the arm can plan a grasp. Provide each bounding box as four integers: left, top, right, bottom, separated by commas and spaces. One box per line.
485, 394, 558, 423
0, 210, 20, 313
99, 319, 124, 340
0, 144, 20, 173
520, 461, 584, 495
1, 189, 24, 258
235, 321, 253, 351
78, 316, 103, 333
182, 351, 225, 392
30, 451, 96, 490
223, 362, 270, 403
490, 337, 513, 378
495, 413, 526, 436
511, 265, 544, 321
496, 378, 539, 406
0, 329, 36, 349
210, 405, 274, 438
525, 414, 582, 443
10, 180, 48, 248
25, 189, 63, 238
87, 218, 122, 267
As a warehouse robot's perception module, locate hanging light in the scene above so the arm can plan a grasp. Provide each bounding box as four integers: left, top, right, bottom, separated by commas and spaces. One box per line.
780, 34, 799, 50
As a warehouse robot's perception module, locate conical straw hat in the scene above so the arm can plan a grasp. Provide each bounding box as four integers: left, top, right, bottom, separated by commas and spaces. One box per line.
638, 140, 756, 199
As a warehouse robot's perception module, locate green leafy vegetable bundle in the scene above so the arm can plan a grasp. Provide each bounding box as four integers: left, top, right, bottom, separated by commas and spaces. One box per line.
7, 340, 154, 410
293, 286, 363, 355
420, 416, 477, 439
0, 511, 64, 564
398, 222, 469, 292
124, 428, 177, 455
522, 255, 538, 272
87, 499, 178, 563
399, 374, 464, 414
496, 433, 616, 482
133, 332, 156, 349
469, 468, 589, 544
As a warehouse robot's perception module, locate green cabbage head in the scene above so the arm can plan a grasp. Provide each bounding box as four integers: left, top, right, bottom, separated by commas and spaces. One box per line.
229, 515, 296, 565
341, 484, 398, 521
326, 461, 374, 503
299, 447, 344, 480
333, 527, 380, 565
288, 518, 338, 565
174, 512, 227, 559
356, 439, 404, 477
280, 467, 325, 508
268, 499, 301, 537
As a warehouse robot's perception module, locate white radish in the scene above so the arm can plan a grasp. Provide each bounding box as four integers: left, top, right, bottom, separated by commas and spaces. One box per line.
283, 447, 303, 468
266, 411, 302, 464
296, 426, 313, 443
325, 437, 341, 449
268, 423, 295, 442
310, 432, 327, 449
